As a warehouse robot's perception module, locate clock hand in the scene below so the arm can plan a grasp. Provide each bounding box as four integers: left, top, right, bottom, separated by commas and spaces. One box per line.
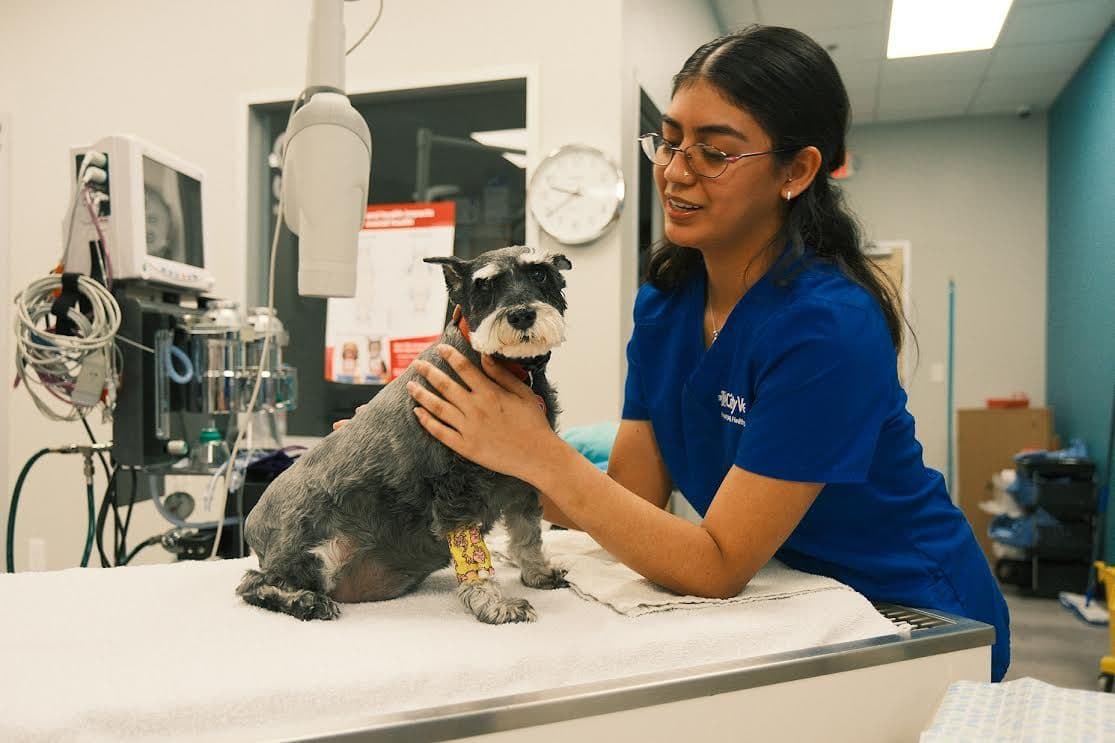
546, 192, 578, 216
546, 177, 583, 196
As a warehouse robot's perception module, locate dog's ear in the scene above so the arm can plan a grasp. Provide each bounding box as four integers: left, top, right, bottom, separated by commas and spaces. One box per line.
549, 253, 572, 271
423, 256, 470, 301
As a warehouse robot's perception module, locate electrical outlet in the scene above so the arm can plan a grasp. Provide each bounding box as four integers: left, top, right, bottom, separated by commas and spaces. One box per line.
27, 538, 46, 571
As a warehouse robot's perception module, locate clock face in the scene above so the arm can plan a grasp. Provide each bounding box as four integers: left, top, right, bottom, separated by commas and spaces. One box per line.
527, 145, 624, 245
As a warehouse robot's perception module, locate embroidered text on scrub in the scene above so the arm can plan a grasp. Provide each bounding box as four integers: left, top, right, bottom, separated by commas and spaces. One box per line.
447, 525, 494, 583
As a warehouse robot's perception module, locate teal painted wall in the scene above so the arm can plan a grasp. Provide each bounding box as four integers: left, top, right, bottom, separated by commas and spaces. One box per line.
1047, 25, 1115, 555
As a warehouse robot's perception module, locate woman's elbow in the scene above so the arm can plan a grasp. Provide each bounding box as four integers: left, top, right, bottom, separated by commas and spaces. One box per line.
707, 582, 748, 600
693, 572, 752, 600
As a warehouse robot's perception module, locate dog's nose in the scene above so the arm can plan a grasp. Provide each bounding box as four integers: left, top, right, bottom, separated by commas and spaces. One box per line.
506, 308, 536, 330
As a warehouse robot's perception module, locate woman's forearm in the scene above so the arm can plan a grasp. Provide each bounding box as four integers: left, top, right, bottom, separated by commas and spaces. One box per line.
530, 437, 746, 598
539, 493, 580, 530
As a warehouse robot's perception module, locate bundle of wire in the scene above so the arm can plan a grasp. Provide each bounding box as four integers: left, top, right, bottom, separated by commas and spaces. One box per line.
12, 272, 120, 421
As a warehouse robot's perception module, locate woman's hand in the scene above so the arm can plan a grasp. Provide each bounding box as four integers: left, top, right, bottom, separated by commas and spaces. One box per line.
407, 344, 556, 481
332, 404, 367, 431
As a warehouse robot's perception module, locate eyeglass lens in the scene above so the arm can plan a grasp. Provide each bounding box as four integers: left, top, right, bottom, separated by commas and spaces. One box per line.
640, 134, 730, 178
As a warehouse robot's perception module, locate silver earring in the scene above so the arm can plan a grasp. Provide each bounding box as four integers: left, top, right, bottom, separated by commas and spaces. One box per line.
785, 191, 792, 201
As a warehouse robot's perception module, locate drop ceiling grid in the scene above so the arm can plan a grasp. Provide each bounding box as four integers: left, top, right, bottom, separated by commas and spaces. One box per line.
711, 0, 1113, 124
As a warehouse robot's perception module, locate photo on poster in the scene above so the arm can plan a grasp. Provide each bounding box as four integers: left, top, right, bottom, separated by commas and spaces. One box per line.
325, 203, 454, 384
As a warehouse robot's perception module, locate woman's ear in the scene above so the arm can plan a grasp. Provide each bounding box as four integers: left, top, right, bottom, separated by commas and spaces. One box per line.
783, 145, 824, 199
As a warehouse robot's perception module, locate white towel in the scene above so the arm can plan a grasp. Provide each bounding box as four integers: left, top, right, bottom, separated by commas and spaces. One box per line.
492, 528, 854, 617
0, 531, 899, 742
920, 677, 1115, 742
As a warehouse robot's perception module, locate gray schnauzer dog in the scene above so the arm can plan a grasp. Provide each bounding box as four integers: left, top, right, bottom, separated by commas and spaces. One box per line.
237, 246, 572, 624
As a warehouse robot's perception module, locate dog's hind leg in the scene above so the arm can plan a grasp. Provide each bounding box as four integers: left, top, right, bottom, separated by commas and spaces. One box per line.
448, 525, 536, 624
504, 495, 567, 590
236, 550, 340, 621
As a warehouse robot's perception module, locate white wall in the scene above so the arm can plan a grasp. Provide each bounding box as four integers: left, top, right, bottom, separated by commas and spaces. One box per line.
0, 114, 11, 518
617, 0, 721, 371
0, 0, 718, 570
843, 114, 1049, 477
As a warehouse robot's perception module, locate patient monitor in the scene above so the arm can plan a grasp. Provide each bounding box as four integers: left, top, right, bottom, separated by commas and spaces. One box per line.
64, 135, 215, 293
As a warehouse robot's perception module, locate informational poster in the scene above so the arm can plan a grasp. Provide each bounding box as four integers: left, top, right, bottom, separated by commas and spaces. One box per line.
865, 240, 911, 385
325, 202, 454, 384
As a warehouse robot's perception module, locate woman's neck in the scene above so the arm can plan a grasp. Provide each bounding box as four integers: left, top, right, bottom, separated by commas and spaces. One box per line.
701, 221, 783, 315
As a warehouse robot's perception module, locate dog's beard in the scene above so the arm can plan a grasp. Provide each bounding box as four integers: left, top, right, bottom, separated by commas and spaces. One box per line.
469, 303, 566, 358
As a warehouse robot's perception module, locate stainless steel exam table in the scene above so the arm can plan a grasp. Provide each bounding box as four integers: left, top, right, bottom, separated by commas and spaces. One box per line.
305, 605, 992, 743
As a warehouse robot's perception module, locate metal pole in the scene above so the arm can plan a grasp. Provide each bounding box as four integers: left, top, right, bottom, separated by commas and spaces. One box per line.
415, 127, 432, 202
947, 278, 956, 498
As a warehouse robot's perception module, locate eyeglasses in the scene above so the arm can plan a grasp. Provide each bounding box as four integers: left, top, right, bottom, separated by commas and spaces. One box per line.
637, 133, 790, 179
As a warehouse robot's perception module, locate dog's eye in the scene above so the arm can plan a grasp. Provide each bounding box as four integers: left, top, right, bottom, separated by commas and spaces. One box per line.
528, 266, 548, 284
474, 277, 491, 292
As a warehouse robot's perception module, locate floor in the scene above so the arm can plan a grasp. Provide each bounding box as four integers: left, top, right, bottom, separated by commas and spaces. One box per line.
1002, 587, 1111, 690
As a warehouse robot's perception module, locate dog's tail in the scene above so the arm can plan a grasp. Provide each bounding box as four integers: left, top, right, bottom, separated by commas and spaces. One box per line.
236, 569, 340, 621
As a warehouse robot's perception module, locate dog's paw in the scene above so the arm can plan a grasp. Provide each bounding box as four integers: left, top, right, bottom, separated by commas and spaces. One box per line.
292, 590, 341, 621
520, 565, 568, 590
476, 597, 537, 624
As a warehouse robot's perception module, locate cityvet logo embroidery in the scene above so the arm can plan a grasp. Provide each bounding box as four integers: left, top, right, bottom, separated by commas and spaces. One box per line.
718, 389, 747, 426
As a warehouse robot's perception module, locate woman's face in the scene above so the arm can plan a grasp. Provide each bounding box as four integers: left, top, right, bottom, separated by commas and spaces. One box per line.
655, 79, 787, 253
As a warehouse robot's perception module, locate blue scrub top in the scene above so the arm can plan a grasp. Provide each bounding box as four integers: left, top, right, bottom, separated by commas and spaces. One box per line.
623, 255, 1010, 681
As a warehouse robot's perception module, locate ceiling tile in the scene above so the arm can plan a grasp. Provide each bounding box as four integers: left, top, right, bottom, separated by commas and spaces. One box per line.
972, 71, 1076, 106
755, 0, 889, 30
881, 51, 993, 85
987, 39, 1097, 77
875, 104, 970, 123
878, 78, 982, 110
713, 0, 759, 30
998, 0, 1115, 45
812, 22, 889, 62
836, 58, 882, 88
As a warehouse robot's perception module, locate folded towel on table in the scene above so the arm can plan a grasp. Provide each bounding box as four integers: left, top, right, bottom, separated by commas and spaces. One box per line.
491, 528, 885, 619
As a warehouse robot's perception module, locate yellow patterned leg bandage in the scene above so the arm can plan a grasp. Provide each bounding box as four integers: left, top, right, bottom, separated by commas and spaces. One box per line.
447, 525, 494, 584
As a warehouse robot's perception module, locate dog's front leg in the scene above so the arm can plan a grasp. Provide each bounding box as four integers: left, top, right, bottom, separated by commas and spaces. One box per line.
505, 495, 568, 590
448, 525, 537, 624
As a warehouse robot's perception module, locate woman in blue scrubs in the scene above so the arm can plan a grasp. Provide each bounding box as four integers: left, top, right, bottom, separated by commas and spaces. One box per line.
408, 25, 1010, 681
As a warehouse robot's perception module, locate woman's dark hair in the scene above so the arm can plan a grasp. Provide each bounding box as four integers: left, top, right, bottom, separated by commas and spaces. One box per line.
646, 25, 906, 352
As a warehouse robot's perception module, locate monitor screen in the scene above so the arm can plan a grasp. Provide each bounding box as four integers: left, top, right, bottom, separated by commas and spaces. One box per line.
143, 155, 204, 268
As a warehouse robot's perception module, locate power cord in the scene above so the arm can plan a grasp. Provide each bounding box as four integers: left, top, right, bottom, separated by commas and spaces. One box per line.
13, 273, 120, 421
345, 0, 384, 55
94, 466, 118, 567
116, 467, 138, 564
120, 535, 162, 566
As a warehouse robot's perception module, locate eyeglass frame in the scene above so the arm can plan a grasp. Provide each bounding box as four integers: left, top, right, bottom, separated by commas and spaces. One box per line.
637, 133, 793, 179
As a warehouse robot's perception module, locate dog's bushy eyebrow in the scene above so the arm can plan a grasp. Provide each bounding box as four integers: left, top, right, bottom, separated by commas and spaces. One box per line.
518, 251, 551, 266
518, 249, 572, 271
472, 263, 505, 282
